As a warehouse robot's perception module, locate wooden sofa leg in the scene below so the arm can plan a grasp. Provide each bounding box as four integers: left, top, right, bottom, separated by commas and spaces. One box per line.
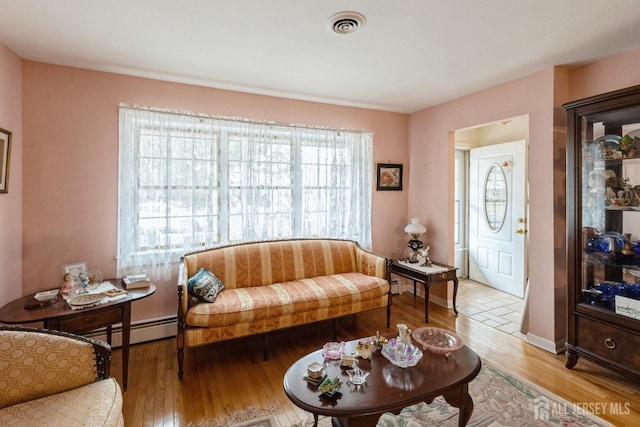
263, 333, 269, 361
177, 328, 185, 379
178, 347, 184, 379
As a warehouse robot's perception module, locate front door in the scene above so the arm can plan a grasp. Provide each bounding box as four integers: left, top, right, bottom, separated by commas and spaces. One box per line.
469, 140, 527, 297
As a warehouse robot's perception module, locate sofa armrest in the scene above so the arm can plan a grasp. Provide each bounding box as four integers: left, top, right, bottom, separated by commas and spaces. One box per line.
177, 256, 189, 317
177, 256, 189, 379
354, 243, 391, 281
0, 326, 111, 409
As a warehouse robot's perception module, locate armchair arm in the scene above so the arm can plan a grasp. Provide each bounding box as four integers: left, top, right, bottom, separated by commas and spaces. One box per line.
0, 326, 111, 409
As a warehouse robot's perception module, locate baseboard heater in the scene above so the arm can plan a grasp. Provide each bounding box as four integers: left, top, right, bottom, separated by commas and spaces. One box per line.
84, 315, 177, 348
390, 278, 400, 295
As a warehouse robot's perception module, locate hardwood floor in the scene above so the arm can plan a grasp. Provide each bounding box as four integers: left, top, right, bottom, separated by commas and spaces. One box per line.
112, 293, 640, 426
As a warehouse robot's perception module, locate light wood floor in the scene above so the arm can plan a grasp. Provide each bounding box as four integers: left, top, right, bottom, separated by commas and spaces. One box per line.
111, 292, 640, 426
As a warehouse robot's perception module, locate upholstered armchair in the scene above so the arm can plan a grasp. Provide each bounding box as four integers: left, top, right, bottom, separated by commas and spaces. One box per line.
0, 326, 124, 426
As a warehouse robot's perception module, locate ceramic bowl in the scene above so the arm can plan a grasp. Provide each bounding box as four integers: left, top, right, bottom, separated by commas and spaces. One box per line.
307, 361, 323, 379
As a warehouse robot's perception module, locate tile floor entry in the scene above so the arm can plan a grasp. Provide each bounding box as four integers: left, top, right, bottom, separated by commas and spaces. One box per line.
456, 279, 526, 339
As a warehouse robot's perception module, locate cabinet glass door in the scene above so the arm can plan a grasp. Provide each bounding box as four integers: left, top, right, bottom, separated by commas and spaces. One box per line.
580, 113, 640, 314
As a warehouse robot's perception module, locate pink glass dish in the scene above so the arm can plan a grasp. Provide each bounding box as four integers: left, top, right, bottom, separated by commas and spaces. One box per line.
412, 327, 463, 356
322, 341, 345, 360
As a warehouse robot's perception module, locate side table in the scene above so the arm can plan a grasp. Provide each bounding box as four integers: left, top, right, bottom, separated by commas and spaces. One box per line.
391, 260, 459, 322
0, 280, 155, 389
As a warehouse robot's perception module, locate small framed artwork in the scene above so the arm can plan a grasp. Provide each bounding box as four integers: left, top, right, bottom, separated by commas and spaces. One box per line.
0, 128, 11, 193
61, 261, 88, 280
377, 163, 403, 191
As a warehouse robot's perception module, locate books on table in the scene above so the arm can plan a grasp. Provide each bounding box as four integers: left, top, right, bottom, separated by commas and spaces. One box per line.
123, 274, 151, 289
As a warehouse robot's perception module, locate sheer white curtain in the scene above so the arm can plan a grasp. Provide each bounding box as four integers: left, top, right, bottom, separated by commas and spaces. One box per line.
117, 105, 373, 280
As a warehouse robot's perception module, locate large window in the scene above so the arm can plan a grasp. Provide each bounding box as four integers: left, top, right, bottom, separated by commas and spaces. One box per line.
117, 106, 373, 278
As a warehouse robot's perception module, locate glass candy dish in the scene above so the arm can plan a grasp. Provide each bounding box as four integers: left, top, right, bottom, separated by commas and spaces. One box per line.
381, 338, 423, 368
86, 269, 103, 285
322, 341, 345, 360
412, 326, 463, 357
347, 366, 369, 385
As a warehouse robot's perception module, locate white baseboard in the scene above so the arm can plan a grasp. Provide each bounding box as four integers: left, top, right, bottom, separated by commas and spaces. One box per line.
397, 280, 452, 309
85, 315, 177, 348
525, 332, 566, 354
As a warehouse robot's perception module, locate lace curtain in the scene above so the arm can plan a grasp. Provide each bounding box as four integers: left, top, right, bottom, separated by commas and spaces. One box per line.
117, 105, 373, 280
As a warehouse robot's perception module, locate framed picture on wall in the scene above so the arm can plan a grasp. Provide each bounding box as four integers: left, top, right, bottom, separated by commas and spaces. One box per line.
0, 128, 11, 193
376, 163, 403, 191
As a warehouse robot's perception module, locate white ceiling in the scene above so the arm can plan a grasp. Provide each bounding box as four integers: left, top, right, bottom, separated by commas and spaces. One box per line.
2, 0, 640, 113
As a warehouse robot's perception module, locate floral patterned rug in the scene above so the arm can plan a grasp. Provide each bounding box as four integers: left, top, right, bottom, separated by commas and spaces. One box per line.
375, 359, 612, 427
189, 407, 276, 427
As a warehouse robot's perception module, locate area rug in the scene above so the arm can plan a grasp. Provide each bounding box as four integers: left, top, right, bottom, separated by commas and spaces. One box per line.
192, 360, 611, 427
188, 407, 277, 427
374, 359, 613, 427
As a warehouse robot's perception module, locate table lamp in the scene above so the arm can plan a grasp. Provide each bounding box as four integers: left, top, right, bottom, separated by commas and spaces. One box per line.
404, 218, 426, 263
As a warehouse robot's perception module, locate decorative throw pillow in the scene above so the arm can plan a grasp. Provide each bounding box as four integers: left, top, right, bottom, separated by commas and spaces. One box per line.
187, 268, 225, 303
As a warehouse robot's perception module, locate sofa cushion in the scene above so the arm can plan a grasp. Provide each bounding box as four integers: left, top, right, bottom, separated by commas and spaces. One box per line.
0, 377, 124, 427
188, 267, 225, 303
185, 272, 389, 327
184, 240, 360, 289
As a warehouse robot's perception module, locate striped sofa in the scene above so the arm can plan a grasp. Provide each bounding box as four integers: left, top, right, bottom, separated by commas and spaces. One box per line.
177, 238, 392, 378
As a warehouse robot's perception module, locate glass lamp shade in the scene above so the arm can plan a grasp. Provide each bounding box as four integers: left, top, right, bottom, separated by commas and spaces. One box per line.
404, 218, 426, 239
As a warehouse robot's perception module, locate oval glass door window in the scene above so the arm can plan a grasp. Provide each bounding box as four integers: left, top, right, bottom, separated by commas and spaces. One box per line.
484, 163, 507, 232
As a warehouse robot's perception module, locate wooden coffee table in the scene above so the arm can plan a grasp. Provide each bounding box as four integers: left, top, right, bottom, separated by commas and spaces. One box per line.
283, 336, 481, 427
0, 280, 155, 389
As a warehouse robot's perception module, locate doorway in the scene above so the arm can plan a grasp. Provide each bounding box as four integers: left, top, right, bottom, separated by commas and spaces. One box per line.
469, 140, 527, 298
453, 116, 529, 335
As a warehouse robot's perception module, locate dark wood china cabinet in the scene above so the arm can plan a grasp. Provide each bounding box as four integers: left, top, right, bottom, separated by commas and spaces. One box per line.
564, 85, 640, 380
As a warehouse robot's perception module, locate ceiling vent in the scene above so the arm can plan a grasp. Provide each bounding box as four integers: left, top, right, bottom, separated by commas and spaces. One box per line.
328, 11, 366, 35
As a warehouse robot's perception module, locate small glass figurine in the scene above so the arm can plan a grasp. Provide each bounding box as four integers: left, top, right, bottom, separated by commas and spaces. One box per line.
347, 361, 369, 385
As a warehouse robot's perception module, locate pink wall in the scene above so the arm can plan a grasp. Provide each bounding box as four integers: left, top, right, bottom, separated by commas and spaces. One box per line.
408, 68, 561, 349
0, 43, 22, 308
21, 62, 408, 322
569, 47, 640, 101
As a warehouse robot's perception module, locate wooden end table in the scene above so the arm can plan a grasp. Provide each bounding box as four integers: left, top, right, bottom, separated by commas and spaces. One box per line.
391, 260, 459, 322
0, 280, 155, 389
283, 336, 481, 427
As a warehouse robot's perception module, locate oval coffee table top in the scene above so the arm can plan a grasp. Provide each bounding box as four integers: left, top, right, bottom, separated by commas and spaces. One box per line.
283, 335, 481, 420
